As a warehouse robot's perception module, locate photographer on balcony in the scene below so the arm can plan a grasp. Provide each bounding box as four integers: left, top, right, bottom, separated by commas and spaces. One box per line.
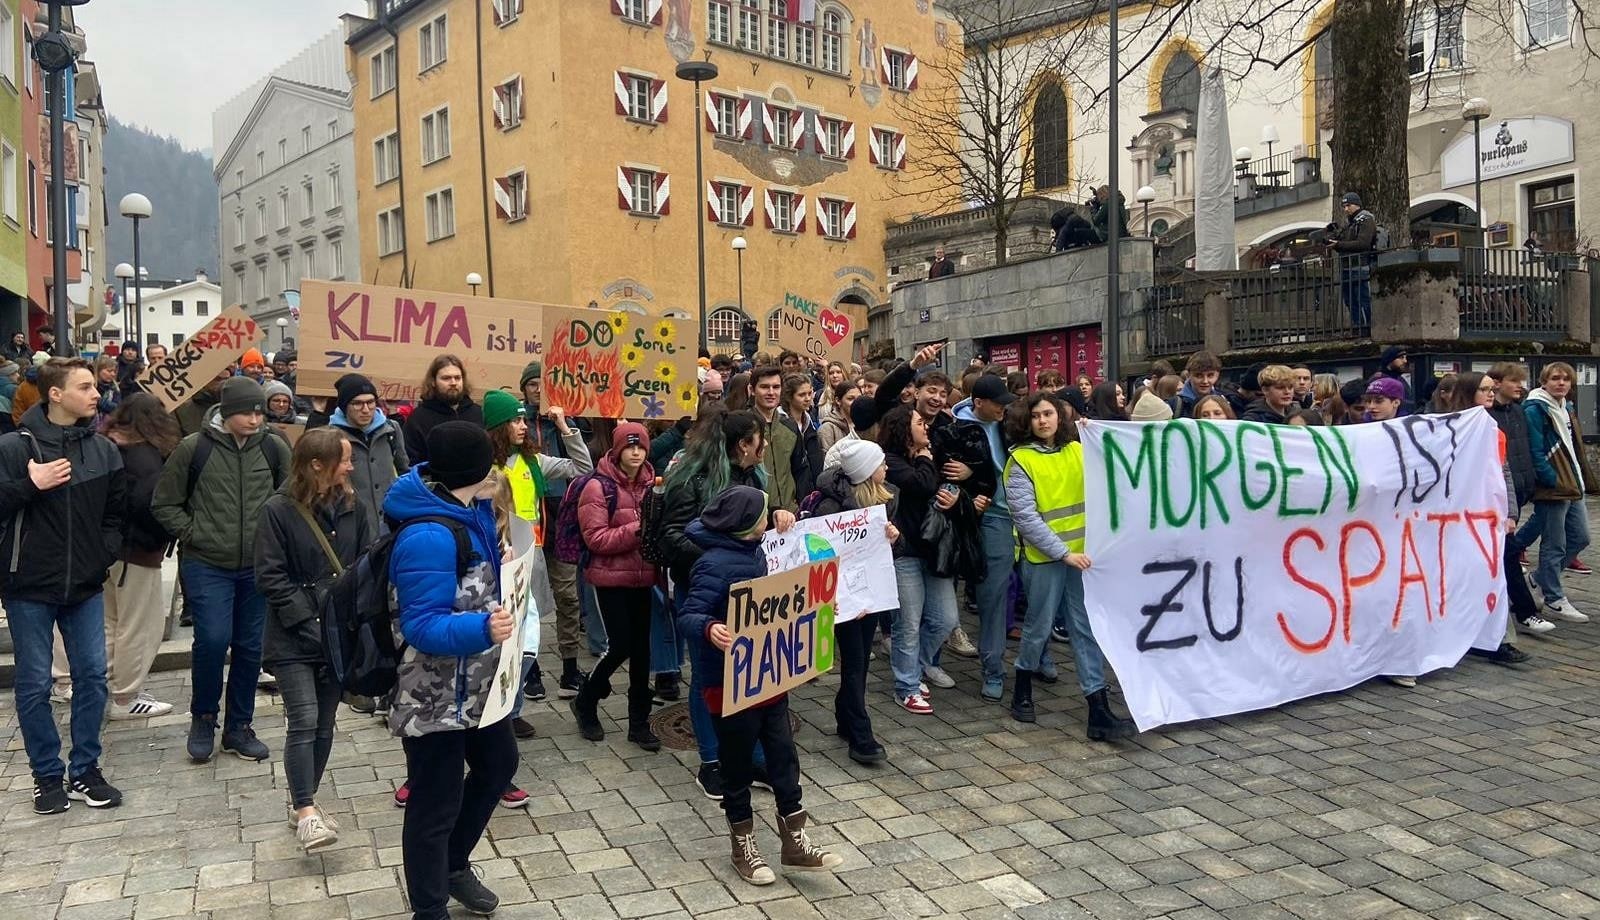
1325, 192, 1378, 331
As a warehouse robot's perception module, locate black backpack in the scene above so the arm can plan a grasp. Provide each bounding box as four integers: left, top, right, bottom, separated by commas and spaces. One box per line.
318, 515, 471, 697
186, 432, 289, 495
636, 478, 671, 567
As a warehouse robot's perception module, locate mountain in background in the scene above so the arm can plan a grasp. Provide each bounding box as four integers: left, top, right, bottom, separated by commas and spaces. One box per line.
102, 117, 217, 283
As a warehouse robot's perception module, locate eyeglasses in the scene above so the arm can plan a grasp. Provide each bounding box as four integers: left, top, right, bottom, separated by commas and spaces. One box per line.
348, 398, 377, 410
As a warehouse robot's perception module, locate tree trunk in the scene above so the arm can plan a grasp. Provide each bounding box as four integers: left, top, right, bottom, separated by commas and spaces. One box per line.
1328, 0, 1410, 235
993, 219, 1009, 266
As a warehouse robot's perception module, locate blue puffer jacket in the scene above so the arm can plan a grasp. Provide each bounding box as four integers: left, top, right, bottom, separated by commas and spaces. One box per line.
676, 520, 768, 699
383, 465, 504, 737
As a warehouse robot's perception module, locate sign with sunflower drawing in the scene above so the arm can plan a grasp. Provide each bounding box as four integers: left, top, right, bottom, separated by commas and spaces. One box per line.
539, 305, 698, 419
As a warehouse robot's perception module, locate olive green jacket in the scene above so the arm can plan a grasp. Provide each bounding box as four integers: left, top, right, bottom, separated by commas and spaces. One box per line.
152, 409, 290, 570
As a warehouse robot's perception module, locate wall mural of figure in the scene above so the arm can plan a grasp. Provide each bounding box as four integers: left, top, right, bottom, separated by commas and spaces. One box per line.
857, 17, 881, 107
665, 0, 695, 62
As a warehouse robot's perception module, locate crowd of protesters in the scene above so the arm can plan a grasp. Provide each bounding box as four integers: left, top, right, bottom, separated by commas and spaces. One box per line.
0, 324, 1590, 919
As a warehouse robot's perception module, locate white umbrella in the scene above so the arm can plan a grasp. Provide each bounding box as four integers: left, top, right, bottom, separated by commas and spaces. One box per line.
1193, 65, 1237, 270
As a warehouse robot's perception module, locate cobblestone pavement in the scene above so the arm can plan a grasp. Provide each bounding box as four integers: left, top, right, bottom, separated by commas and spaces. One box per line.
4, 569, 1600, 919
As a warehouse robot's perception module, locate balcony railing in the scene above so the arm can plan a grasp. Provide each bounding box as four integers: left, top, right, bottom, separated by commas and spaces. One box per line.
1141, 275, 1210, 356
1458, 247, 1569, 337
1229, 255, 1363, 347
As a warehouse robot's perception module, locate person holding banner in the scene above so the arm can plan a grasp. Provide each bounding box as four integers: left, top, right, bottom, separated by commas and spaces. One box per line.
677, 486, 843, 885
1003, 393, 1138, 738
383, 422, 518, 919
254, 428, 372, 853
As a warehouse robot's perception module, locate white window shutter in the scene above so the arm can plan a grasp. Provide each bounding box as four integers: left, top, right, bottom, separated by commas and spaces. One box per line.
492, 0, 506, 26
794, 194, 807, 234
705, 92, 719, 133
763, 189, 775, 229
611, 0, 625, 15
869, 130, 880, 166
617, 166, 633, 210
895, 133, 907, 170
516, 176, 527, 217
492, 85, 506, 129
706, 182, 722, 222
740, 185, 754, 226
880, 48, 891, 84
613, 72, 629, 116
654, 172, 670, 215
906, 52, 918, 90
494, 177, 511, 219
739, 99, 754, 140
515, 77, 525, 123
844, 201, 856, 238
651, 79, 668, 123
648, 0, 663, 25
760, 104, 776, 145
843, 121, 855, 159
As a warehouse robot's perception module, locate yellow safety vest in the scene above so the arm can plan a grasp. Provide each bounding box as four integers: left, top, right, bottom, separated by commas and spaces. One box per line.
503, 454, 540, 524
1005, 441, 1087, 563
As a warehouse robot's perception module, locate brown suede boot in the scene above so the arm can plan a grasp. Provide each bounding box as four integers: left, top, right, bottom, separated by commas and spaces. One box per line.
776, 809, 843, 871
729, 819, 776, 885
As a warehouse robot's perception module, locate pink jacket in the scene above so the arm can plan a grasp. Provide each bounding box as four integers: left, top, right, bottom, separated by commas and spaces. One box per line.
577, 454, 658, 588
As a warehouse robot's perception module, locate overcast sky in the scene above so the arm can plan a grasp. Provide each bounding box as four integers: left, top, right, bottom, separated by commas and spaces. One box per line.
76, 0, 368, 153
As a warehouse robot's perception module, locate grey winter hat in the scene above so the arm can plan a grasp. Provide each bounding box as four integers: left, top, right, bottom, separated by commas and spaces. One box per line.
219, 377, 266, 419
262, 380, 294, 406
1341, 192, 1362, 207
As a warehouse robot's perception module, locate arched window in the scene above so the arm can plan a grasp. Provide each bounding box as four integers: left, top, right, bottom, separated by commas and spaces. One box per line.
1031, 82, 1068, 190
821, 9, 846, 73
708, 307, 744, 343
766, 310, 781, 343
1159, 49, 1199, 113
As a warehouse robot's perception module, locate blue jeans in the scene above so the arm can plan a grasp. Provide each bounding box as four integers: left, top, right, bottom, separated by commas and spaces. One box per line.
7, 596, 107, 780
184, 560, 267, 730
649, 585, 680, 675
974, 512, 1015, 683
1019, 562, 1106, 696
1514, 499, 1591, 604
891, 556, 958, 698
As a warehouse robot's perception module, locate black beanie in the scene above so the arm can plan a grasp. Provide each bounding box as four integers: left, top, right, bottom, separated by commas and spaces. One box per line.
849, 396, 881, 433
336, 374, 378, 413
426, 421, 494, 489
700, 485, 769, 537
219, 377, 266, 419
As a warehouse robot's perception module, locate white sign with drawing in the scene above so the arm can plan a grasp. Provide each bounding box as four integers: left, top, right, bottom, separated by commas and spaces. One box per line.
1441, 115, 1574, 189
481, 515, 537, 727
761, 505, 897, 624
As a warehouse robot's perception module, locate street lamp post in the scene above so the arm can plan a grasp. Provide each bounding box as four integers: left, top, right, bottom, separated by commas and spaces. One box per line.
1462, 98, 1492, 236
119, 193, 153, 350
35, 0, 90, 355
113, 262, 133, 343
1135, 186, 1156, 236
731, 236, 747, 324
676, 59, 719, 353
1106, 0, 1120, 383
466, 272, 483, 296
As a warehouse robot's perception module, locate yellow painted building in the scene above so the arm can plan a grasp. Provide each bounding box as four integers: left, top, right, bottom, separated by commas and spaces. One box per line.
342, 0, 956, 356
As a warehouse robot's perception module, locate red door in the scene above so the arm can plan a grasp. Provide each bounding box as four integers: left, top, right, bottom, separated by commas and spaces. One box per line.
1068, 326, 1102, 382
1026, 330, 1065, 388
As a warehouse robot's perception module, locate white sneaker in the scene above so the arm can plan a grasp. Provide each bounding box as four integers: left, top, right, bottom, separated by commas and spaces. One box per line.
1519, 615, 1558, 635
295, 813, 338, 852
922, 666, 956, 689
1386, 676, 1418, 688
1545, 598, 1589, 623
108, 693, 174, 720
945, 627, 979, 659
49, 684, 72, 705
287, 804, 341, 832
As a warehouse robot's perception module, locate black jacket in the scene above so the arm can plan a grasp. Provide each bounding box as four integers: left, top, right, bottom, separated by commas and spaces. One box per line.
783, 415, 821, 500
0, 405, 127, 605
115, 440, 174, 567
1332, 209, 1378, 255
649, 418, 691, 472
884, 449, 941, 559
255, 492, 373, 668
1240, 399, 1291, 425
931, 418, 999, 499
402, 397, 484, 464
1490, 399, 1537, 507
660, 462, 765, 585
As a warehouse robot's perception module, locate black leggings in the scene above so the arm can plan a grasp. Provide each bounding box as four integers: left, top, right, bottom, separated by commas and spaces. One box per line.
586, 586, 653, 715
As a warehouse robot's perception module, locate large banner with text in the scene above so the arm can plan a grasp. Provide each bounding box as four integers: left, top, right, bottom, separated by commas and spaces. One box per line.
297, 281, 546, 401
1081, 408, 1509, 731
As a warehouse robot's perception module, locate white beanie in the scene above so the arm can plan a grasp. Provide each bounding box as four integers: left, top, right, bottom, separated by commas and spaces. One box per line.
1130, 390, 1174, 422
833, 438, 885, 485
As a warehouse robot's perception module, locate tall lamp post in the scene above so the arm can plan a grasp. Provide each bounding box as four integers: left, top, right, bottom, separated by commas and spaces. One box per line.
465, 272, 483, 296
113, 262, 133, 343
1462, 97, 1492, 236
119, 193, 152, 350
1105, 0, 1121, 383
676, 59, 719, 353
731, 236, 747, 321
1135, 186, 1156, 236
35, 0, 90, 355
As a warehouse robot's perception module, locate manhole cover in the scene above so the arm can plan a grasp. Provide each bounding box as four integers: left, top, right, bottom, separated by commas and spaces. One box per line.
649, 701, 802, 752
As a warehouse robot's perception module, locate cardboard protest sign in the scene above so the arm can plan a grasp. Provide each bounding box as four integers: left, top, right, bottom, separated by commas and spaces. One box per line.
297, 280, 546, 402
272, 423, 306, 446
774, 291, 857, 365
1080, 408, 1508, 731
135, 306, 262, 412
722, 559, 838, 715
482, 515, 537, 727
762, 506, 896, 623
539, 305, 697, 419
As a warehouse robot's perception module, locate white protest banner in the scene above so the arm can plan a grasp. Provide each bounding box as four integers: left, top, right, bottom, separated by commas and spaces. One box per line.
481, 515, 537, 727
761, 505, 896, 623
135, 306, 262, 412
1081, 408, 1509, 731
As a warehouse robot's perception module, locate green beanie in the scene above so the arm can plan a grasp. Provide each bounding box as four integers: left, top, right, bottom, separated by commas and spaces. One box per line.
482, 388, 526, 430
520, 361, 542, 390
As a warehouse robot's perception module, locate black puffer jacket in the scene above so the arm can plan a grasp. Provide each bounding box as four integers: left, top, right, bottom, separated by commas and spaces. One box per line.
402, 397, 484, 464
884, 449, 941, 559
113, 438, 175, 567
0, 405, 127, 604
659, 462, 765, 586
254, 491, 373, 668
931, 419, 998, 499
1489, 399, 1536, 507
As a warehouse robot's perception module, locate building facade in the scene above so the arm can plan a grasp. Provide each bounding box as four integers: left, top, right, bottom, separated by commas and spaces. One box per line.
68, 59, 105, 345
343, 0, 955, 355
213, 29, 360, 352
0, 0, 25, 340
114, 273, 224, 353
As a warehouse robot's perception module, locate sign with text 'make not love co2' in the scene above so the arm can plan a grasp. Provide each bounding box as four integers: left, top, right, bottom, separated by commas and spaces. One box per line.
297, 280, 546, 402
136, 306, 262, 412
1081, 408, 1509, 732
539, 305, 698, 420
722, 558, 839, 715
775, 292, 858, 365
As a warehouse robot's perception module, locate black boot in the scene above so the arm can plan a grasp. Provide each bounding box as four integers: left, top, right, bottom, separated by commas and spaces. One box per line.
654, 671, 681, 702
1085, 688, 1137, 741
627, 686, 661, 752
1011, 670, 1036, 724
570, 686, 604, 742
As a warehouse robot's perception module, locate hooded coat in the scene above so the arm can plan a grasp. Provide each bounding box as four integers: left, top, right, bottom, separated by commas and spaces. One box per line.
151, 409, 290, 570
330, 406, 410, 534
675, 520, 769, 701
578, 452, 658, 588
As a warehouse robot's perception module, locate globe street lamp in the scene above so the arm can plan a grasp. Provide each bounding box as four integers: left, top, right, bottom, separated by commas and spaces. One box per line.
119, 192, 153, 350
466, 272, 483, 296
1462, 97, 1492, 233
731, 236, 747, 321
1135, 186, 1156, 236
676, 59, 719, 353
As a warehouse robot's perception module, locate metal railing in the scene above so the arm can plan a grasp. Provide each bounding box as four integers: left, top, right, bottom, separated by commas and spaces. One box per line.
1458, 247, 1569, 336
1229, 254, 1365, 347
1141, 275, 1211, 356
1239, 144, 1320, 191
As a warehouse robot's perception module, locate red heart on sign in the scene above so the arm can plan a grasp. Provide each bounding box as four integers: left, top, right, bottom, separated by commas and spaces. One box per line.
1486, 593, 1497, 611
819, 309, 850, 347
